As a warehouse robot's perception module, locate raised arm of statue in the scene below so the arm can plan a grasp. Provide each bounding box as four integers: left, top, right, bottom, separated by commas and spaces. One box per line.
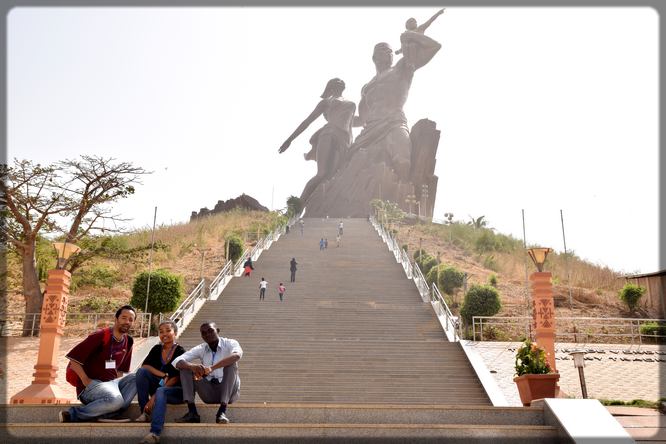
279, 100, 327, 153
400, 31, 442, 71
416, 8, 445, 34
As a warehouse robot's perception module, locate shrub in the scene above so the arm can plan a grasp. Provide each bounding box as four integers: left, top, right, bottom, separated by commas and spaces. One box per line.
78, 295, 117, 313
225, 235, 244, 263
73, 265, 119, 289
460, 284, 501, 324
418, 255, 438, 277
488, 273, 498, 288
413, 249, 427, 262
130, 269, 184, 315
515, 339, 551, 376
441, 266, 465, 295
401, 244, 408, 252
425, 265, 439, 286
640, 322, 666, 337
475, 231, 497, 253
618, 283, 646, 312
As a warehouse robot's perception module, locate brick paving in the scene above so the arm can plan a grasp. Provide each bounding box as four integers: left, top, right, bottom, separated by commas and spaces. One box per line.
0, 336, 147, 404
469, 341, 666, 406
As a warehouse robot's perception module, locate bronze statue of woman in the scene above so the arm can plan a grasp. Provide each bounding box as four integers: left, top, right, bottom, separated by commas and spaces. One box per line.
278, 78, 356, 205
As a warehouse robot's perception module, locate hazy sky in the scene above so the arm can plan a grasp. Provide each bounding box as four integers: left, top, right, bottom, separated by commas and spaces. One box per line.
8, 7, 659, 274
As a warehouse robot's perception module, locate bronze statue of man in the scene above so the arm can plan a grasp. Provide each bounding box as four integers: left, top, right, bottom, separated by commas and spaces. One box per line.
349, 31, 441, 183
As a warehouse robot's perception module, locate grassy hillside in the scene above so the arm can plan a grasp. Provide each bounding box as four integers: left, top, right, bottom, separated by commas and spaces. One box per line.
392, 218, 634, 319
5, 210, 285, 316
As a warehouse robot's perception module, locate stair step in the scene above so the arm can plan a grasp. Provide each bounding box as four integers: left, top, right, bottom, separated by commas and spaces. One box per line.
3, 422, 560, 443
2, 403, 544, 425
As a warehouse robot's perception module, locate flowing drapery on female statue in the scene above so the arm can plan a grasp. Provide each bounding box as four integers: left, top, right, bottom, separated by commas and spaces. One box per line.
278, 78, 356, 205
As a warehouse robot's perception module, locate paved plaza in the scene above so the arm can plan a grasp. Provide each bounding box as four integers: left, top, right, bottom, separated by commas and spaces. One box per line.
0, 336, 148, 404
469, 340, 666, 406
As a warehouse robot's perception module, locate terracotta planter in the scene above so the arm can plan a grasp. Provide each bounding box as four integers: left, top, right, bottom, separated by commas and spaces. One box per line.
513, 373, 560, 406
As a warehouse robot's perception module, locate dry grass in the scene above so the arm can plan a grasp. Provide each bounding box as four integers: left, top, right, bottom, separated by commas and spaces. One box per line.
6, 210, 284, 314
393, 220, 633, 319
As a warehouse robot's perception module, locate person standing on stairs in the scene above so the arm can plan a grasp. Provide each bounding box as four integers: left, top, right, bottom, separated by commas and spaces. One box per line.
277, 282, 286, 301
259, 277, 268, 300
243, 256, 254, 278
319, 238, 325, 251
290, 257, 298, 282
172, 322, 242, 425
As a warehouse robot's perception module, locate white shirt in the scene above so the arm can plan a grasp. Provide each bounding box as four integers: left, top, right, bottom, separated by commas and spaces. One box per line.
259, 280, 268, 289
172, 337, 242, 382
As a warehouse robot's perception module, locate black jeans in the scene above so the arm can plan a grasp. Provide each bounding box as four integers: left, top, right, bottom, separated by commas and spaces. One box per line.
290, 270, 296, 282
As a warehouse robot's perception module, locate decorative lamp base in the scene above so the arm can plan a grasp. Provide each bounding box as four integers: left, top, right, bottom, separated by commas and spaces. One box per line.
10, 383, 73, 405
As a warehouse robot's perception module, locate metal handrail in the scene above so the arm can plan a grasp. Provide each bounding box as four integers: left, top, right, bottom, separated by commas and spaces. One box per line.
369, 215, 460, 342
1, 312, 151, 337
171, 279, 206, 331
209, 259, 233, 299
431, 284, 462, 341
170, 218, 293, 333
471, 315, 666, 344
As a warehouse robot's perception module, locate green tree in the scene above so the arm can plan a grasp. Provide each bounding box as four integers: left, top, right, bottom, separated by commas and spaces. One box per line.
438, 266, 465, 295
618, 283, 646, 313
225, 234, 244, 263
286, 196, 303, 218
461, 284, 502, 324
131, 269, 184, 316
467, 215, 488, 229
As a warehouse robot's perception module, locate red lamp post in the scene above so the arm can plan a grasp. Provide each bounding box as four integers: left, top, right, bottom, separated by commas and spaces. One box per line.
11, 242, 80, 404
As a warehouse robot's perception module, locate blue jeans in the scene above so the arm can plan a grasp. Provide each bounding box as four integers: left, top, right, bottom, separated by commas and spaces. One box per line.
149, 386, 183, 435
136, 368, 161, 412
69, 373, 137, 422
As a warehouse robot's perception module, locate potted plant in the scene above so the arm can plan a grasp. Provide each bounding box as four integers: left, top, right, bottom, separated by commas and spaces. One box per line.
513, 339, 560, 406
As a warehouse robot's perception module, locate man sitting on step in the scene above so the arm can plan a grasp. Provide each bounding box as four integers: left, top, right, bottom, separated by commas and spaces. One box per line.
171, 321, 243, 424
59, 305, 137, 423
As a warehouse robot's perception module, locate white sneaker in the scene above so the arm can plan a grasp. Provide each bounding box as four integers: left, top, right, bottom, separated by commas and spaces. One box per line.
216, 412, 230, 424
134, 412, 150, 422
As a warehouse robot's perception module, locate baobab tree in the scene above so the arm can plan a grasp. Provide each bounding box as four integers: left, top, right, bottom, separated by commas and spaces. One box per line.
1, 156, 148, 335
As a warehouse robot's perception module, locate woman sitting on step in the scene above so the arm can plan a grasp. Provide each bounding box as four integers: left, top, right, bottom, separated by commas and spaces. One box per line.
135, 320, 186, 444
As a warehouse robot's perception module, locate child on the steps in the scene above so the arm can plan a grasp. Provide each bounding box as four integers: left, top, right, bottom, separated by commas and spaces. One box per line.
277, 283, 286, 301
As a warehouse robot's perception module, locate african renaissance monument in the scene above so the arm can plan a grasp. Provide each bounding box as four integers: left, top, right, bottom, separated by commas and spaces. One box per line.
279, 9, 444, 218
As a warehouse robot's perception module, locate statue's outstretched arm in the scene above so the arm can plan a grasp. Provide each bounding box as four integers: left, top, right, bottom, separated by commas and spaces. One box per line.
416, 8, 445, 34
279, 100, 327, 153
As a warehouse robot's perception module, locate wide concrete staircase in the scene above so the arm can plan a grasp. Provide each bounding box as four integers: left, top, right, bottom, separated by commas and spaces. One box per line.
2, 218, 562, 442
179, 218, 488, 405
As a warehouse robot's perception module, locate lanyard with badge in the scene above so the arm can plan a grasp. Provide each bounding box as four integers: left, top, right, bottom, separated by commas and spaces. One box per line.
106, 331, 125, 370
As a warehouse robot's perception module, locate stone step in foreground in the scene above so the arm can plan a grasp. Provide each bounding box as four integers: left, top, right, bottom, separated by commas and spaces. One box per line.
2, 404, 559, 443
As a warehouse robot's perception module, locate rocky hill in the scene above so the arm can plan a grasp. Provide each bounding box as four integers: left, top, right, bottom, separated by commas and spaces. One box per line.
190, 194, 268, 221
